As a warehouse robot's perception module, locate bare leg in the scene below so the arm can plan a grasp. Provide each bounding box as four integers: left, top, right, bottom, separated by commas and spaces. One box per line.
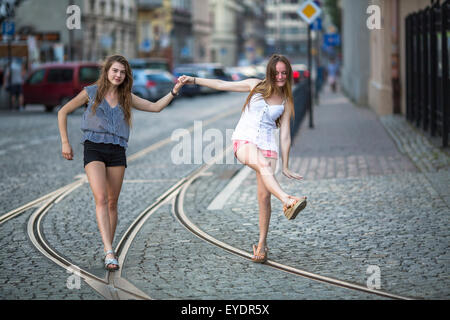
235, 143, 297, 206
254, 157, 277, 257
19, 94, 24, 109
105, 166, 125, 241
84, 161, 116, 267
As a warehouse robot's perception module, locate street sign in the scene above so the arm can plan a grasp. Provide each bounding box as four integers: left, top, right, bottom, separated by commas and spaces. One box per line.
2, 21, 14, 36
324, 33, 341, 47
311, 17, 322, 31
297, 0, 322, 25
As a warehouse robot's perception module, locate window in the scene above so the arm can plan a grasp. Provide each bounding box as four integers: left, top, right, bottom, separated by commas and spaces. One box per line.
28, 69, 45, 84
213, 68, 226, 77
79, 67, 100, 83
146, 73, 173, 83
47, 69, 73, 83
100, 1, 105, 15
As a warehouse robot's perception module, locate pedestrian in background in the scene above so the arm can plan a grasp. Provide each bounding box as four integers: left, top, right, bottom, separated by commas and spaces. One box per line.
179, 54, 307, 263
57, 54, 184, 271
3, 58, 25, 111
327, 58, 340, 92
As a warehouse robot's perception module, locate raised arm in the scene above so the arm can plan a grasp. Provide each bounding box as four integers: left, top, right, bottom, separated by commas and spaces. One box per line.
179, 75, 261, 93
57, 89, 89, 160
132, 78, 184, 112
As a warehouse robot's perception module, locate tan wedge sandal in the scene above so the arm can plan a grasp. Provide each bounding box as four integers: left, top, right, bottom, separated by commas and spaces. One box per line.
252, 245, 268, 263
283, 197, 307, 220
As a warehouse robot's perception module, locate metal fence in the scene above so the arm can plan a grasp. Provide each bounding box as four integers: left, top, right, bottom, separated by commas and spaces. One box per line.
291, 79, 309, 137
406, 0, 449, 147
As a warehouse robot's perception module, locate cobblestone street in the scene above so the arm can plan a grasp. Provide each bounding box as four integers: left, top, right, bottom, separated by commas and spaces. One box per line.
0, 88, 448, 301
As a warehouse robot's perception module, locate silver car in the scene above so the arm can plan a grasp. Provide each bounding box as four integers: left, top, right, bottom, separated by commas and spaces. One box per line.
132, 69, 176, 101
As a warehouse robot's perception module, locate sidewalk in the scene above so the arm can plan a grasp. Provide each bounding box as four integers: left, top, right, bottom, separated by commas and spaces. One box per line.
291, 88, 449, 205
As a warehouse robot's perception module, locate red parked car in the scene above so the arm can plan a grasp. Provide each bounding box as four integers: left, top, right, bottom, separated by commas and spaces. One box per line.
23, 62, 100, 112
291, 64, 310, 84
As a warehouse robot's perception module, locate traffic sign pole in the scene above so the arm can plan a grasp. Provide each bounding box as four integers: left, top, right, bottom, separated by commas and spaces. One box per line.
6, 20, 12, 110
297, 0, 321, 129
307, 24, 313, 129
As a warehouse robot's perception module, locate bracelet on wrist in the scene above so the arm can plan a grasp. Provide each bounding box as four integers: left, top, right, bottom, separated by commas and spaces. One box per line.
171, 89, 178, 97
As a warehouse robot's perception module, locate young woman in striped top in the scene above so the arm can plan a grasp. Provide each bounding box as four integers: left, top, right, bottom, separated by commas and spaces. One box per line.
58, 55, 184, 271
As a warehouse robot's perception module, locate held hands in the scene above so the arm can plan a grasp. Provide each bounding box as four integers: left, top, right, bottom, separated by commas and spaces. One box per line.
172, 76, 187, 95
62, 142, 74, 160
177, 75, 195, 85
282, 167, 303, 180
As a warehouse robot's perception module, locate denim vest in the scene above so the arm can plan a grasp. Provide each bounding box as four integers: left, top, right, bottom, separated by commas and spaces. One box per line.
231, 93, 285, 153
80, 85, 130, 149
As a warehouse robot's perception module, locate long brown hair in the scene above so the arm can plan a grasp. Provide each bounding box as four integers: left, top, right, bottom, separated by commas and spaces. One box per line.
242, 54, 295, 127
91, 54, 133, 126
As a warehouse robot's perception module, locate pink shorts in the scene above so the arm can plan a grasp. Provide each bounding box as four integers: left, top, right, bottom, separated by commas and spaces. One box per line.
232, 140, 278, 159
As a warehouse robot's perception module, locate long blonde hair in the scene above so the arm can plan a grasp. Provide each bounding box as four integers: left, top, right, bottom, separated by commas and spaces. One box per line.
242, 54, 295, 127
91, 54, 133, 126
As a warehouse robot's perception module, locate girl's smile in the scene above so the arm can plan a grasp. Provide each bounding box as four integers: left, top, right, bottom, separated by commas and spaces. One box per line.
108, 62, 126, 86
275, 61, 288, 87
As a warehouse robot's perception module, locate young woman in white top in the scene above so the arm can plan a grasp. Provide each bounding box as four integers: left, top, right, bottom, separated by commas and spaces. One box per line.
178, 54, 307, 263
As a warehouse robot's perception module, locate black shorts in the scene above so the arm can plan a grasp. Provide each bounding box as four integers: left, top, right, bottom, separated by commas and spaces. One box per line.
83, 140, 127, 168
7, 84, 22, 97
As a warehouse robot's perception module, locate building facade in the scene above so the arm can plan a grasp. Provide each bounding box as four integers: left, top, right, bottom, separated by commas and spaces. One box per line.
265, 0, 309, 62
340, 0, 371, 106
192, 0, 212, 63
82, 0, 137, 61
137, 0, 194, 67
209, 0, 243, 66
14, 0, 137, 63
341, 0, 433, 116
238, 0, 265, 65
136, 0, 267, 67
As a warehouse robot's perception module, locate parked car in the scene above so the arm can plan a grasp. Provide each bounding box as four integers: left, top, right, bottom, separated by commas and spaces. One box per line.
173, 67, 201, 97
129, 58, 171, 73
132, 69, 176, 101
176, 63, 230, 94
23, 62, 100, 112
225, 67, 249, 81
291, 64, 310, 84
226, 65, 265, 81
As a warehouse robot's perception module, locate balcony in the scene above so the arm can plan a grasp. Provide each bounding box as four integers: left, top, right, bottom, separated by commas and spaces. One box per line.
137, 0, 163, 9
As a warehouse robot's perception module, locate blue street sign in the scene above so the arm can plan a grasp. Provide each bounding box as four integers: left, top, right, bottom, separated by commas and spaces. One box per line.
311, 17, 322, 31
324, 33, 341, 47
2, 21, 15, 36
140, 39, 152, 52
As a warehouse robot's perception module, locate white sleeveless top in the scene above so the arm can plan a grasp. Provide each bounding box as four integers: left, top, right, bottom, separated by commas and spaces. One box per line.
231, 93, 285, 153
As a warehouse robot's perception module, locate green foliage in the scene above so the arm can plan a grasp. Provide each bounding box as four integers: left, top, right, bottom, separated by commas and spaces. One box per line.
323, 0, 342, 32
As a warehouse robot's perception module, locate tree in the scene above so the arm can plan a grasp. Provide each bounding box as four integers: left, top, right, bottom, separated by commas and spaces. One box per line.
323, 0, 341, 32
